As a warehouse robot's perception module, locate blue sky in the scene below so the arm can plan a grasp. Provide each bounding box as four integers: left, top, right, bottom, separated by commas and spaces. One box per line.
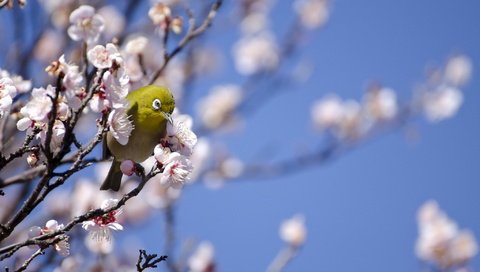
1, 0, 479, 271
156, 1, 480, 271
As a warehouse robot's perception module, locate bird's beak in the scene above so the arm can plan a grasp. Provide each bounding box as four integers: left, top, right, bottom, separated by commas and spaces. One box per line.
164, 112, 173, 124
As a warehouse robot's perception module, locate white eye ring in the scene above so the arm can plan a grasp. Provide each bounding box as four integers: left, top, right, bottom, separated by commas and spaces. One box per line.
152, 99, 161, 110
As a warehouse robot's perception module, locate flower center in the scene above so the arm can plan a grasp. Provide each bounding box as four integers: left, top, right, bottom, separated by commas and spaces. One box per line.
93, 211, 117, 226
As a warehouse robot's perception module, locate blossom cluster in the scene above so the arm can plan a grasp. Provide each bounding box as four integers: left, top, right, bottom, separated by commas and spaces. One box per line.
311, 87, 398, 140
416, 200, 477, 268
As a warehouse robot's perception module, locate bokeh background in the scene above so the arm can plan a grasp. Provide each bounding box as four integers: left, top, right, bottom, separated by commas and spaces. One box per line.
0, 0, 479, 271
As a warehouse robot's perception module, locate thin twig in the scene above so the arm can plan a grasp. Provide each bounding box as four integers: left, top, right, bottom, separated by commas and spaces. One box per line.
14, 248, 45, 272
148, 0, 222, 84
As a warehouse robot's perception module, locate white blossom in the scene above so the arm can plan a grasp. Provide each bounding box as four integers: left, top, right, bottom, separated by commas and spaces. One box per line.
294, 0, 329, 29
197, 84, 243, 129
233, 32, 279, 75
188, 242, 215, 272
444, 55, 472, 87
125, 36, 148, 55
67, 5, 105, 43
159, 152, 193, 188
416, 200, 478, 268
148, 3, 171, 26
423, 86, 463, 122
280, 214, 307, 247
0, 78, 17, 117
0, 69, 30, 93
82, 199, 123, 241
30, 220, 70, 256
59, 55, 85, 110
97, 6, 125, 39
311, 95, 344, 129
17, 85, 55, 131
165, 114, 197, 156
87, 43, 122, 69
363, 87, 398, 121
108, 108, 134, 145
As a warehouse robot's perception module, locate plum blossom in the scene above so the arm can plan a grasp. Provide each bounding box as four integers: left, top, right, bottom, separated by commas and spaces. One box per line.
58, 55, 85, 110
67, 5, 105, 43
125, 36, 148, 55
0, 77, 17, 117
294, 0, 329, 29
363, 87, 398, 121
311, 95, 367, 139
0, 69, 30, 93
97, 6, 125, 40
197, 84, 243, 129
157, 151, 193, 188
148, 3, 171, 26
39, 120, 66, 154
90, 70, 129, 112
164, 114, 197, 156
444, 55, 472, 87
29, 220, 70, 256
108, 108, 134, 145
423, 85, 463, 122
82, 199, 123, 241
87, 43, 122, 69
416, 200, 477, 268
233, 32, 279, 75
17, 85, 55, 131
188, 242, 215, 272
280, 214, 307, 247
311, 95, 343, 129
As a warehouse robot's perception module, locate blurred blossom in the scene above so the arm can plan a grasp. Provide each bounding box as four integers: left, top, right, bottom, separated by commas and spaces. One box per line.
241, 12, 269, 34
108, 108, 134, 146
311, 95, 366, 139
39, 0, 74, 28
294, 0, 329, 29
98, 6, 125, 40
170, 16, 183, 34
280, 214, 307, 247
0, 77, 17, 117
444, 55, 472, 87
82, 198, 123, 241
148, 2, 171, 26
422, 85, 463, 122
125, 36, 148, 55
53, 256, 83, 272
87, 43, 122, 69
220, 157, 244, 179
197, 84, 243, 129
188, 241, 215, 272
30, 220, 70, 256
233, 32, 279, 75
85, 234, 114, 254
45, 189, 71, 217
71, 178, 112, 216
416, 200, 478, 268
120, 181, 152, 222
0, 69, 31, 93
311, 95, 343, 129
189, 138, 211, 180
144, 165, 182, 208
363, 87, 398, 121
34, 30, 64, 62
68, 5, 105, 44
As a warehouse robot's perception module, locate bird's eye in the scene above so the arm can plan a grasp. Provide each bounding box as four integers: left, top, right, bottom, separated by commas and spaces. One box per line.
152, 99, 161, 111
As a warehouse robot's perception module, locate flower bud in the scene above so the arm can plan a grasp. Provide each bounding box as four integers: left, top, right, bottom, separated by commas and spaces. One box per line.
120, 160, 135, 176
27, 152, 39, 167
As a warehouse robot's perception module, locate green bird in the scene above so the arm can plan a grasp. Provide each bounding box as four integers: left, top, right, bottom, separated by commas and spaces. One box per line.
100, 85, 175, 191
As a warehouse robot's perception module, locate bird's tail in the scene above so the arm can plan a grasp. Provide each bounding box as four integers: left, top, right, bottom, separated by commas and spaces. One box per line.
100, 160, 123, 191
